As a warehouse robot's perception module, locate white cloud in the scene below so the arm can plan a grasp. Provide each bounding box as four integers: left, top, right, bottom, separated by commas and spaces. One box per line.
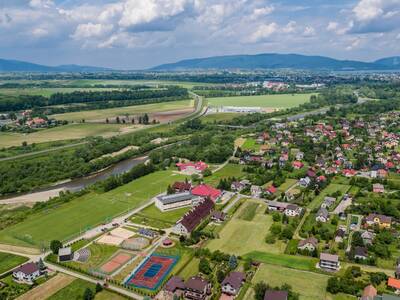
71, 23, 113, 39
282, 21, 297, 33
251, 6, 275, 19
248, 22, 277, 43
346, 37, 362, 50
29, 0, 54, 9
327, 21, 339, 31
32, 27, 49, 37
353, 0, 383, 21
303, 26, 316, 37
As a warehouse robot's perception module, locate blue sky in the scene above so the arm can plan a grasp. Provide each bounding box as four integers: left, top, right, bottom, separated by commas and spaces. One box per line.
0, 0, 399, 69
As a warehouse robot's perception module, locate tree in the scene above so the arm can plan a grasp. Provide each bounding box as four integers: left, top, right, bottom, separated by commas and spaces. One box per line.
50, 240, 62, 254
229, 255, 238, 270
95, 283, 103, 293
22, 141, 28, 147
167, 185, 175, 195
254, 281, 268, 300
217, 270, 225, 283
106, 118, 109, 124
116, 116, 120, 124
37, 258, 46, 271
199, 258, 212, 275
83, 288, 94, 300
143, 113, 149, 124
203, 168, 212, 177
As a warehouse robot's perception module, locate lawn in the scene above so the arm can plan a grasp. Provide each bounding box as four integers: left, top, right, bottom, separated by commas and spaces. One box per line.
237, 202, 259, 221
308, 184, 351, 210
207, 93, 314, 108
132, 204, 190, 228
200, 113, 241, 123
0, 252, 28, 274
178, 258, 200, 280
207, 199, 286, 255
47, 279, 95, 300
0, 123, 129, 148
95, 290, 128, 300
0, 170, 187, 248
278, 178, 298, 192
244, 251, 317, 271
241, 138, 261, 151
204, 164, 246, 186
50, 100, 193, 122
64, 243, 120, 272
252, 263, 331, 300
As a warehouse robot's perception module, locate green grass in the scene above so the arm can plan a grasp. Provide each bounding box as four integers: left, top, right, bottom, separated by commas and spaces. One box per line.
252, 264, 331, 300
204, 164, 245, 186
95, 290, 128, 300
0, 170, 187, 248
64, 243, 119, 272
244, 251, 317, 271
0, 252, 28, 274
207, 199, 286, 255
238, 202, 259, 221
308, 184, 351, 210
47, 279, 95, 300
200, 113, 240, 123
132, 204, 190, 228
0, 87, 120, 97
50, 100, 193, 122
207, 93, 314, 108
0, 123, 127, 148
241, 138, 261, 151
178, 258, 200, 280
278, 178, 298, 192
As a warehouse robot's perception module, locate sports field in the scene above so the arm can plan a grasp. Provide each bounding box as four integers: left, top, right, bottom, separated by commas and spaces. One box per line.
252, 264, 331, 300
0, 170, 187, 248
50, 100, 193, 122
207, 93, 314, 108
0, 252, 28, 274
0, 123, 130, 148
207, 199, 286, 255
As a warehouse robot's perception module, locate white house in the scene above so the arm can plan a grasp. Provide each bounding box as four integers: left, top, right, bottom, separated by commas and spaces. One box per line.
155, 192, 201, 212
284, 204, 302, 217
221, 272, 246, 296
316, 207, 329, 223
12, 262, 40, 284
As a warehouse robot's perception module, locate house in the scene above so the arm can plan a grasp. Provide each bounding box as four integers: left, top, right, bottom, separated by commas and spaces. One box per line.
361, 231, 375, 245
58, 247, 73, 262
361, 284, 377, 300
354, 246, 368, 260
296, 151, 304, 160
299, 177, 311, 187
365, 214, 392, 229
221, 272, 246, 296
321, 197, 336, 209
231, 181, 245, 192
335, 228, 346, 243
211, 211, 226, 223
176, 161, 208, 174
172, 181, 192, 193
173, 198, 214, 236
155, 192, 201, 212
284, 204, 302, 217
12, 262, 41, 283
191, 184, 222, 202
164, 276, 186, 298
319, 253, 340, 271
297, 237, 318, 252
373, 183, 385, 193
343, 169, 357, 177
185, 276, 211, 300
388, 277, 400, 294
292, 161, 304, 169
265, 185, 278, 196
267, 201, 288, 212
264, 290, 288, 300
316, 207, 329, 223
378, 169, 388, 178
251, 185, 262, 198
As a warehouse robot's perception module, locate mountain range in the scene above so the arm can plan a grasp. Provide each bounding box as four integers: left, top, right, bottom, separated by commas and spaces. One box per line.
1, 54, 400, 72
151, 53, 400, 71
0, 59, 111, 73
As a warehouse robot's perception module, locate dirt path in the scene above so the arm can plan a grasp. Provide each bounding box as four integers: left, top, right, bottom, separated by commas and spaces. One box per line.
16, 274, 75, 300
0, 243, 40, 256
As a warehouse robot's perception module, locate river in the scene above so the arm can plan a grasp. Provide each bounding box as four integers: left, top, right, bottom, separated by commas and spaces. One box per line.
0, 155, 149, 205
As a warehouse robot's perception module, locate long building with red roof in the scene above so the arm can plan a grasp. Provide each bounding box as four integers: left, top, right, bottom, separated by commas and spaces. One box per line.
191, 184, 222, 202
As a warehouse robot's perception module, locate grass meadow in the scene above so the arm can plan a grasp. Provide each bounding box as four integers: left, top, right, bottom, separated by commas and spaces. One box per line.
0, 252, 28, 274
207, 93, 314, 108
207, 199, 286, 255
0, 170, 187, 248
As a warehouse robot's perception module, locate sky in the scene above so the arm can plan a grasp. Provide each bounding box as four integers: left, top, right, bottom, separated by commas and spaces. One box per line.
0, 0, 400, 69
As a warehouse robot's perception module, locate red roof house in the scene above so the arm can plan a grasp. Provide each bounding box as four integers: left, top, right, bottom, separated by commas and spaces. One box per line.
176, 161, 208, 172
266, 186, 278, 195
191, 184, 222, 201
292, 161, 304, 169
388, 277, 400, 292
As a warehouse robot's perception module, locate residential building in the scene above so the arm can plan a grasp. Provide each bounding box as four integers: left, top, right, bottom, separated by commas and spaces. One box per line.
373, 183, 385, 193
176, 161, 208, 174
172, 181, 192, 193
316, 207, 329, 223
185, 276, 211, 300
354, 246, 368, 260
284, 204, 302, 217
335, 228, 346, 243
191, 184, 222, 202
163, 276, 185, 298
388, 277, 400, 294
58, 247, 73, 262
361, 231, 375, 245
12, 262, 41, 283
221, 272, 246, 296
297, 237, 318, 252
211, 211, 226, 223
264, 290, 288, 300
251, 185, 262, 198
321, 197, 336, 209
299, 177, 311, 187
319, 253, 340, 271
361, 284, 377, 300
173, 198, 214, 236
365, 214, 392, 229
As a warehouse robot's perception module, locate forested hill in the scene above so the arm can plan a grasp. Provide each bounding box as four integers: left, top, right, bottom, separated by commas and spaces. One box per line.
151, 53, 400, 71
0, 58, 111, 72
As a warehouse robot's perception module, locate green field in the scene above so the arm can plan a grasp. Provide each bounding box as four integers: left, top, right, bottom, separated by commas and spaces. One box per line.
207, 199, 286, 255
200, 113, 241, 123
47, 279, 95, 300
241, 138, 261, 151
244, 251, 317, 271
0, 170, 186, 248
252, 264, 331, 300
237, 202, 259, 221
207, 93, 314, 108
204, 164, 246, 186
0, 252, 28, 274
0, 123, 129, 148
0, 87, 120, 97
50, 100, 193, 122
132, 204, 190, 229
